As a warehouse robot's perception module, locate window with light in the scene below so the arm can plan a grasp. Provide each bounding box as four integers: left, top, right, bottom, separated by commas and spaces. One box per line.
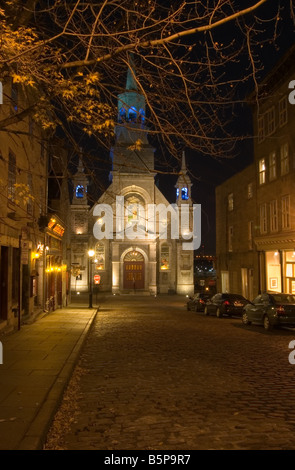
95, 243, 105, 270
160, 244, 170, 270
76, 185, 84, 198
259, 159, 266, 185
128, 106, 137, 121
181, 187, 189, 200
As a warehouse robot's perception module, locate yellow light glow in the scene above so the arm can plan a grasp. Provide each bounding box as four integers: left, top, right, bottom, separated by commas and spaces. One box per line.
88, 249, 95, 257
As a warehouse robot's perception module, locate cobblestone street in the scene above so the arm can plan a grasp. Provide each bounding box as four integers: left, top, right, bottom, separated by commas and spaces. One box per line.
45, 295, 295, 450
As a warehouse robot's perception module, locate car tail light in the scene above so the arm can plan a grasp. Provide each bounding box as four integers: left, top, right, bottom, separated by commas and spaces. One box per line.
223, 300, 230, 306
276, 305, 285, 315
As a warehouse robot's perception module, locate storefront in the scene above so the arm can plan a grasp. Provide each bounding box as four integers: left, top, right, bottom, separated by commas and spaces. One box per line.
265, 249, 295, 294
265, 251, 282, 293
45, 215, 67, 311
284, 250, 295, 294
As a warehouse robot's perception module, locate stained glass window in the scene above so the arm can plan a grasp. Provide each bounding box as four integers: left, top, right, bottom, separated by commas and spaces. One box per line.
161, 244, 170, 270
125, 194, 145, 226
95, 243, 105, 270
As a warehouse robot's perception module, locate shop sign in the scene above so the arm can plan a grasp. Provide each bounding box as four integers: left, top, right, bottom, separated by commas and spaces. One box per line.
21, 240, 29, 264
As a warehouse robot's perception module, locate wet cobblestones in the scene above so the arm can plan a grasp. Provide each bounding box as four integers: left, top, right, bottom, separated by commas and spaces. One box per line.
45, 295, 295, 450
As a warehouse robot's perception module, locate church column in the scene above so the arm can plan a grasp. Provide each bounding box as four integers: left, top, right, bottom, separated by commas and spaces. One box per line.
149, 243, 157, 295
112, 242, 120, 294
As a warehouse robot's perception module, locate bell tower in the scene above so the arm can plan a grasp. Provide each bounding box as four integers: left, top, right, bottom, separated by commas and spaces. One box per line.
175, 151, 194, 296
110, 56, 155, 176
72, 155, 89, 206
175, 151, 192, 206
70, 152, 90, 236
70, 151, 90, 293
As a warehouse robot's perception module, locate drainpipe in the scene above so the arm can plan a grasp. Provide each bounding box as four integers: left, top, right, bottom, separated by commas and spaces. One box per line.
279, 250, 284, 293
18, 234, 21, 330
258, 251, 262, 294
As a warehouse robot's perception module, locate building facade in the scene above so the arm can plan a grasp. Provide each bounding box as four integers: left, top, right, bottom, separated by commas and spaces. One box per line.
216, 45, 295, 298
0, 80, 70, 331
70, 65, 195, 296
0, 79, 47, 329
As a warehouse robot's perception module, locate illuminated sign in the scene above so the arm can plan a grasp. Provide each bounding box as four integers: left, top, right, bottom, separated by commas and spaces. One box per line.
47, 218, 65, 237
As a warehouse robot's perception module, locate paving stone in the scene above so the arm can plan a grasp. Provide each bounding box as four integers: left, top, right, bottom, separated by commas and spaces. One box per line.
0, 307, 97, 450
44, 295, 295, 450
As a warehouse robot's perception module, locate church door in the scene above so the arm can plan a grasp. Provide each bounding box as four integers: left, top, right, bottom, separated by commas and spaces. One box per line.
123, 251, 145, 290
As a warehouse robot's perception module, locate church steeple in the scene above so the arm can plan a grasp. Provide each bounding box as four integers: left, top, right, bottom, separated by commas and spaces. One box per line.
117, 56, 146, 126
126, 55, 138, 91
175, 151, 192, 206
110, 57, 154, 175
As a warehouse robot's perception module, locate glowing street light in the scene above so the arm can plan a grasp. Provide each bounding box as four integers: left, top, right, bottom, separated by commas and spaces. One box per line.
88, 249, 95, 308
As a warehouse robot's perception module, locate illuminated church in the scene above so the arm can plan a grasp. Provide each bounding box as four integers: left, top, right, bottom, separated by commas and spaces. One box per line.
70, 64, 194, 295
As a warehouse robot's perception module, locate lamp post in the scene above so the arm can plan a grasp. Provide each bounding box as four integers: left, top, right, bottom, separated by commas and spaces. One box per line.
88, 249, 95, 308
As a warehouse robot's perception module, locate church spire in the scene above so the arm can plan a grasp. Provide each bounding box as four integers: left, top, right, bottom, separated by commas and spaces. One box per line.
126, 54, 138, 91
181, 150, 187, 174
77, 147, 84, 173
117, 56, 145, 125
111, 59, 154, 175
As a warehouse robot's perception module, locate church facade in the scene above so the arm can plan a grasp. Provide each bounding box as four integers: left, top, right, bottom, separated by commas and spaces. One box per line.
69, 66, 194, 296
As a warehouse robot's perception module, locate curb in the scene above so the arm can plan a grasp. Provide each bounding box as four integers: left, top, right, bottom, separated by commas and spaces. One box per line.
16, 308, 98, 450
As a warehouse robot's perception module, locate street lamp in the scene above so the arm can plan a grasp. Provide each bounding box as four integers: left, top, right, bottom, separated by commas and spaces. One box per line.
88, 249, 95, 308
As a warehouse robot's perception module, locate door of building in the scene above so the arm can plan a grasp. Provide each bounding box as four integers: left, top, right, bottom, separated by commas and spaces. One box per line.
123, 251, 145, 290
0, 246, 8, 321
221, 271, 229, 293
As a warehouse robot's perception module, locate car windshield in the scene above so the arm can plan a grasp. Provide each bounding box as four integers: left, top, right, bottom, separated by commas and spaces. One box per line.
272, 294, 295, 304
223, 294, 246, 300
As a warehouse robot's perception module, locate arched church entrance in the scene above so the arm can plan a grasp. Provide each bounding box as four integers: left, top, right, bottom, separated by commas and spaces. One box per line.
123, 250, 145, 290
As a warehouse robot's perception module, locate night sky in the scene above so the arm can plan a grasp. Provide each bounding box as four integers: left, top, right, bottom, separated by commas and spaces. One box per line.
166, 4, 295, 255
81, 2, 295, 256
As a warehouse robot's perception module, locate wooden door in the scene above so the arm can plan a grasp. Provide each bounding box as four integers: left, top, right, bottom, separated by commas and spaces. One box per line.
0, 246, 8, 320
124, 261, 144, 290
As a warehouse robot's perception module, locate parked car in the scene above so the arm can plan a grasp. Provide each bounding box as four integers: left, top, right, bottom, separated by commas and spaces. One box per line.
186, 293, 211, 312
242, 293, 295, 330
204, 293, 249, 318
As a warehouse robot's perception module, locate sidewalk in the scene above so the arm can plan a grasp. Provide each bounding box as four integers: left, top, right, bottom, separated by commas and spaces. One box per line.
0, 300, 98, 450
